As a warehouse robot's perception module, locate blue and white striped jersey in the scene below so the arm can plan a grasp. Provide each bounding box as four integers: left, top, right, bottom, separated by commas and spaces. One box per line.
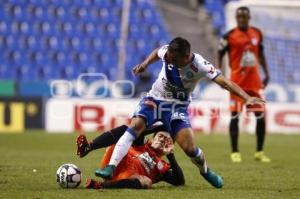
147, 45, 221, 102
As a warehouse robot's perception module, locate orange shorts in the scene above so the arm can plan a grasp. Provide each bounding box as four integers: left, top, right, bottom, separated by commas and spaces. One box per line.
230, 90, 265, 113
99, 146, 140, 181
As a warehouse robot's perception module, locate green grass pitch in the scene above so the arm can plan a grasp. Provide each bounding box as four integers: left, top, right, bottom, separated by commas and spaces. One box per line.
0, 131, 300, 199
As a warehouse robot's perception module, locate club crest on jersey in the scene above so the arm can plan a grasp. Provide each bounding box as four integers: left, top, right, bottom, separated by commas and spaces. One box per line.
251, 38, 258, 46
157, 161, 164, 170
167, 64, 173, 70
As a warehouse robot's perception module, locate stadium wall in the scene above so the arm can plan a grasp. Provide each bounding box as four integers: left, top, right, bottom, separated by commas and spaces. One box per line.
0, 97, 43, 133
45, 98, 300, 134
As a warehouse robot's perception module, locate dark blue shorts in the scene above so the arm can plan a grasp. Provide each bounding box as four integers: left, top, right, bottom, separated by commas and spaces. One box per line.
133, 97, 191, 137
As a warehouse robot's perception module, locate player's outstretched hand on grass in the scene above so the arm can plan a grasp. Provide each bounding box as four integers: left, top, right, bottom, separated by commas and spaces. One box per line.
132, 63, 147, 75
246, 97, 266, 106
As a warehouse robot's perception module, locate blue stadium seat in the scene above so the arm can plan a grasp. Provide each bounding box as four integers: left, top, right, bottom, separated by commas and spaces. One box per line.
32, 6, 48, 21
0, 62, 13, 80
14, 65, 32, 80
0, 0, 170, 91
0, 21, 10, 35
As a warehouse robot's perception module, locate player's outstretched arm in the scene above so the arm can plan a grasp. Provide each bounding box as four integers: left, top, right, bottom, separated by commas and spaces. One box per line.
101, 177, 151, 189
132, 48, 160, 75
161, 153, 185, 186
213, 74, 265, 106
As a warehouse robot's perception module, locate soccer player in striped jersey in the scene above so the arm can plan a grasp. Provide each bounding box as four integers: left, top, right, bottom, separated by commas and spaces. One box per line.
96, 37, 265, 188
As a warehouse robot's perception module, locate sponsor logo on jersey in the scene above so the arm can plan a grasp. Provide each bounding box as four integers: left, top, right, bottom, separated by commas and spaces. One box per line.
138, 152, 156, 175
161, 78, 189, 101
251, 37, 258, 46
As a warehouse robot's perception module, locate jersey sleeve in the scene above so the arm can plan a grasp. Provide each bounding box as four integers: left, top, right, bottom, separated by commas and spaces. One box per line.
218, 35, 229, 54
196, 55, 221, 80
218, 30, 233, 55
157, 45, 168, 59
258, 29, 264, 51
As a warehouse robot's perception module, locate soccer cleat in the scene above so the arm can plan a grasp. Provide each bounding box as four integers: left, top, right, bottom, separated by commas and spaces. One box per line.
76, 134, 91, 158
201, 168, 224, 189
95, 165, 116, 180
85, 179, 102, 189
254, 151, 271, 163
230, 152, 242, 163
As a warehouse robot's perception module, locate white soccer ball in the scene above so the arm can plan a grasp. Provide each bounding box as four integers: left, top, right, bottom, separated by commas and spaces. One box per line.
56, 163, 81, 188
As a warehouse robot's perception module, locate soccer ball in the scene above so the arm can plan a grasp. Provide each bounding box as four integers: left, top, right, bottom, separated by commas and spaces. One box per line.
56, 163, 81, 188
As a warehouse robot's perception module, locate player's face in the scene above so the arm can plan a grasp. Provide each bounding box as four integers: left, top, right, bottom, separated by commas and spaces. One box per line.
236, 9, 250, 30
166, 51, 190, 68
151, 132, 173, 155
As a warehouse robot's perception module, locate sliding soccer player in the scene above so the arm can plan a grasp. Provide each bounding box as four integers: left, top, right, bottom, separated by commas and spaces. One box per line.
77, 125, 184, 189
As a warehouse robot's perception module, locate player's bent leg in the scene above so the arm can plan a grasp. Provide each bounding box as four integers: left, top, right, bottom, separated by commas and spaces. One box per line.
175, 127, 223, 188
96, 117, 146, 179
76, 125, 129, 158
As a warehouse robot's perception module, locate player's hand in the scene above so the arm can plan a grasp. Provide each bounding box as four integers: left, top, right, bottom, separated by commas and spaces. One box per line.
132, 63, 147, 75
163, 137, 174, 155
246, 97, 265, 106
262, 75, 270, 88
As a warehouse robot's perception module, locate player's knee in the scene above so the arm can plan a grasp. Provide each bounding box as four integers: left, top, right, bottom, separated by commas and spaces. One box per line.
183, 145, 197, 157
129, 117, 146, 136
254, 112, 265, 120
230, 112, 239, 122
139, 178, 152, 189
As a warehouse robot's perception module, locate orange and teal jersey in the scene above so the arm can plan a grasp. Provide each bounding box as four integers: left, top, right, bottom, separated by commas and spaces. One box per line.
100, 142, 170, 183
219, 26, 264, 91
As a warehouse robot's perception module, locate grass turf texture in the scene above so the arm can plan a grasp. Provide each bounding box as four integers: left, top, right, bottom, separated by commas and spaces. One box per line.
0, 132, 299, 199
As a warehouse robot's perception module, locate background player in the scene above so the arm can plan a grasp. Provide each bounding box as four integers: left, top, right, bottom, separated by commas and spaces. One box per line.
97, 37, 265, 189
77, 125, 185, 189
218, 7, 271, 163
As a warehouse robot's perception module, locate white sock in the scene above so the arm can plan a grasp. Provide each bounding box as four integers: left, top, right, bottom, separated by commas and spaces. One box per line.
191, 147, 208, 173
108, 128, 136, 166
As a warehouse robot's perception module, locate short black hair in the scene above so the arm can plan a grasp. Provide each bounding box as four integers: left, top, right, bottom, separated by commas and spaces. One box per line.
236, 6, 250, 15
152, 125, 167, 138
168, 37, 191, 56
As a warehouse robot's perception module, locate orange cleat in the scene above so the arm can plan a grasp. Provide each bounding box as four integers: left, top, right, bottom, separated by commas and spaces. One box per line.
76, 134, 91, 158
